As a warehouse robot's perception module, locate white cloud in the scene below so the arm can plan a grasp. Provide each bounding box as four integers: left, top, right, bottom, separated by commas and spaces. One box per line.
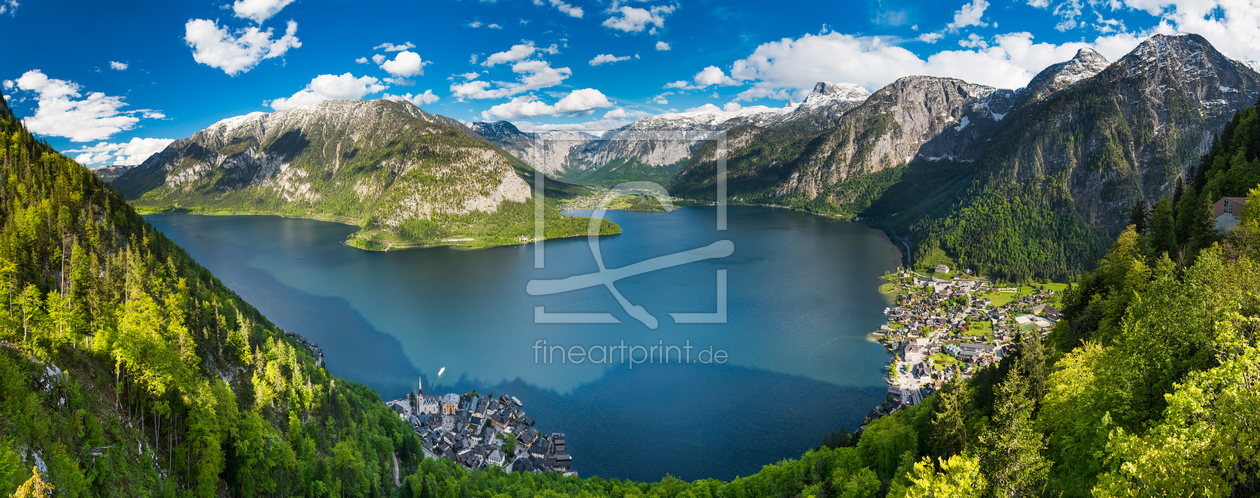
372, 54, 386, 65
663, 80, 689, 89
535, 0, 583, 18
946, 0, 989, 32
269, 73, 388, 110
11, 70, 160, 142
723, 102, 742, 112
483, 42, 536, 66
232, 0, 295, 24
66, 137, 176, 167
656, 41, 671, 51
1052, 0, 1084, 31
481, 88, 612, 120
450, 60, 572, 100
919, 32, 945, 43
109, 61, 128, 70
489, 23, 502, 29
959, 33, 988, 48
0, 0, 19, 16
355, 57, 369, 64
383, 90, 439, 106
379, 51, 429, 77
693, 66, 738, 86
603, 5, 675, 33
184, 19, 301, 76
374, 42, 415, 52
541, 44, 561, 55
589, 53, 634, 65
652, 94, 670, 104
602, 108, 649, 119
2, 80, 12, 90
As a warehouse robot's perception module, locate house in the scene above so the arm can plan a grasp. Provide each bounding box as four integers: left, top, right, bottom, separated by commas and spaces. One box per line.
1214, 196, 1248, 231
934, 264, 950, 274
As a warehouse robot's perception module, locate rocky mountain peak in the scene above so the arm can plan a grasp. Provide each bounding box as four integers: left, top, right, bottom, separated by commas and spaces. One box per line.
1023, 48, 1110, 104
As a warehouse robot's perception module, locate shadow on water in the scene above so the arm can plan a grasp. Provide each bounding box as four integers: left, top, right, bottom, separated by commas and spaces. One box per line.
147, 215, 421, 395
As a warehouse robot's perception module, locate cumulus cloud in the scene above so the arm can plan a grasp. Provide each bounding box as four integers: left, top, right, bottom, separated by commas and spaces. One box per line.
269, 73, 387, 110
379, 51, 429, 77
109, 61, 128, 70
1123, 0, 1260, 63
372, 54, 386, 65
374, 41, 415, 52
184, 19, 301, 76
946, 0, 989, 32
724, 30, 1150, 101
919, 32, 945, 43
450, 59, 572, 100
232, 0, 296, 24
489, 23, 502, 29
602, 108, 650, 119
959, 33, 988, 48
11, 70, 162, 142
656, 41, 671, 51
66, 137, 176, 167
603, 5, 675, 33
652, 93, 670, 104
481, 88, 612, 120
483, 42, 536, 66
693, 66, 738, 86
0, 0, 19, 16
355, 56, 369, 64
589, 53, 635, 65
533, 0, 583, 18
383, 90, 439, 106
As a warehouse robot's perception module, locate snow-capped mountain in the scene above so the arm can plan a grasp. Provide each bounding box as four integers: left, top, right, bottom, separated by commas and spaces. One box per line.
472, 81, 871, 182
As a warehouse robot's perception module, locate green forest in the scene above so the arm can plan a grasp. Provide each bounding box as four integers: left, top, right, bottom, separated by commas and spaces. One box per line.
3, 85, 1260, 497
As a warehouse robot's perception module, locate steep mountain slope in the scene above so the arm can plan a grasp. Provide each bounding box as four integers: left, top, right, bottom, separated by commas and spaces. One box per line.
0, 89, 419, 497
113, 99, 612, 250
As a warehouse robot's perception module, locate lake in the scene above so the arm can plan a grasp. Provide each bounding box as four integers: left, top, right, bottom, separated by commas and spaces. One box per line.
146, 206, 901, 482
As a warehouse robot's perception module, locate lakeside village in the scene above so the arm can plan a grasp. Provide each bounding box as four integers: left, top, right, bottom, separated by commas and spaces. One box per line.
382, 378, 576, 476
865, 264, 1064, 424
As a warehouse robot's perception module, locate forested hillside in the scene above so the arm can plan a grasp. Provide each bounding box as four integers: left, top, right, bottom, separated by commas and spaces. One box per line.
0, 90, 421, 496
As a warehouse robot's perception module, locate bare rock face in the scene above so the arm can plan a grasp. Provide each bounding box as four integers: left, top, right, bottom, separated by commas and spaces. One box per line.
989, 33, 1260, 229
782, 76, 1017, 199
114, 99, 532, 228
1022, 48, 1111, 105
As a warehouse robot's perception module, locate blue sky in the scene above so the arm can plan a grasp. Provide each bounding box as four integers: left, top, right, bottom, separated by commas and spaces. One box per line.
1, 0, 1258, 168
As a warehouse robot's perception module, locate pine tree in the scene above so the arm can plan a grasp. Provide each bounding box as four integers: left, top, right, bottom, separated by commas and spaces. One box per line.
1147, 197, 1177, 258
1174, 186, 1198, 247
1127, 199, 1147, 234
977, 370, 1050, 498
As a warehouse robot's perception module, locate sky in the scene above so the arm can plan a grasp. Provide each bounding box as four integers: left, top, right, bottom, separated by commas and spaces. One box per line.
2, 0, 1260, 169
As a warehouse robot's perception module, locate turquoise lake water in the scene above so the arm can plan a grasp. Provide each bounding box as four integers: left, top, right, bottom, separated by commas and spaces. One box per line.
146, 206, 900, 482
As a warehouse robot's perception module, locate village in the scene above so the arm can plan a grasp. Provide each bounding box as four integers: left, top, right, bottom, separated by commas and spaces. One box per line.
383, 379, 575, 476
865, 263, 1064, 423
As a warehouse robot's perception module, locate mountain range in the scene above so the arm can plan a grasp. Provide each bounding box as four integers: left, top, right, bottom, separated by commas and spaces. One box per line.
112, 33, 1260, 279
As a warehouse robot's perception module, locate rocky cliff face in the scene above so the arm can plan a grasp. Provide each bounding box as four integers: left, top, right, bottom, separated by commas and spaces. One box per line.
778, 76, 1016, 200
113, 99, 542, 247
